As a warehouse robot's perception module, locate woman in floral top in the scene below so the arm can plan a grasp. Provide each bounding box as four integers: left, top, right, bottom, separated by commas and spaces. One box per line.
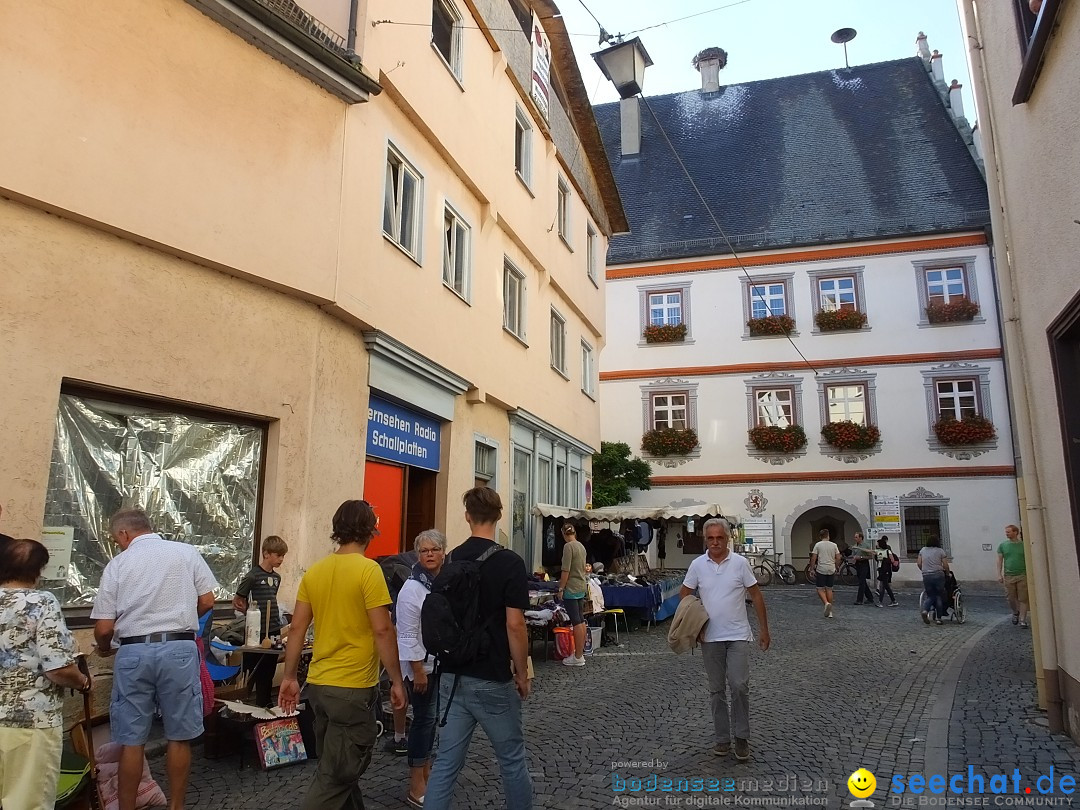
1, 537, 91, 809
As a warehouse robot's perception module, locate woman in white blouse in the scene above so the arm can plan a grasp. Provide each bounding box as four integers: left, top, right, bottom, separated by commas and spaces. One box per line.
396, 529, 447, 808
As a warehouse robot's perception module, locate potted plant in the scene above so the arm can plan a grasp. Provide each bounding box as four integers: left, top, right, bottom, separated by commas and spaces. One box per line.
815, 308, 867, 331
748, 424, 807, 453
821, 420, 880, 451
641, 427, 699, 456
642, 323, 688, 343
926, 298, 980, 323
933, 414, 996, 446
747, 314, 795, 337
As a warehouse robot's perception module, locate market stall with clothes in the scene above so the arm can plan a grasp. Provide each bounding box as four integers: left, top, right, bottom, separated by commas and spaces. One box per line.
531, 503, 729, 632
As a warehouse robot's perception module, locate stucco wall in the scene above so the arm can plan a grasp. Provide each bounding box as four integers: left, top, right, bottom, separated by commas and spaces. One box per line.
0, 198, 368, 604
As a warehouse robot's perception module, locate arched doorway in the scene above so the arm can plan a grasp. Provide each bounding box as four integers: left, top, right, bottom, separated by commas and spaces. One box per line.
782, 497, 871, 571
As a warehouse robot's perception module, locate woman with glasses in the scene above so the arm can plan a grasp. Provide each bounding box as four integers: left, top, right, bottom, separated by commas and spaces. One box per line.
395, 529, 448, 808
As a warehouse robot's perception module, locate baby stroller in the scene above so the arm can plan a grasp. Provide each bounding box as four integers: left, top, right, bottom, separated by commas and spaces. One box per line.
921, 571, 966, 624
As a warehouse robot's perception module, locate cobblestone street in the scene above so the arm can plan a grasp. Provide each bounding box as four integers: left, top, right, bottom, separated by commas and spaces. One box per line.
160, 587, 1080, 809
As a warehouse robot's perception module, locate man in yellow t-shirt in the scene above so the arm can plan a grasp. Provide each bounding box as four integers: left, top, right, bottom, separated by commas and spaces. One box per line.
278, 500, 406, 810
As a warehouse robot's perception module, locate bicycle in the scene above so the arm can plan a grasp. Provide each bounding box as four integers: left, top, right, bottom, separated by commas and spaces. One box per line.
804, 555, 858, 587
750, 550, 797, 586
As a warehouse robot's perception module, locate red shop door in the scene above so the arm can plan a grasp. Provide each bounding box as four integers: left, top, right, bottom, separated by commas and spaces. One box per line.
363, 460, 404, 559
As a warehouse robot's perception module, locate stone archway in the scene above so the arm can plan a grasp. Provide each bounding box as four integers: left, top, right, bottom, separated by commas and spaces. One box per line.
781, 496, 872, 568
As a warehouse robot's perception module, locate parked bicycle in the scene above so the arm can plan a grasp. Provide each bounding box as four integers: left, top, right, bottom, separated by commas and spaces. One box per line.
750, 550, 797, 586
804, 553, 858, 587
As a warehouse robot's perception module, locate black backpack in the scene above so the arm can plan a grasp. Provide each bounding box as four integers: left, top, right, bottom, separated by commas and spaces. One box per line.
421, 541, 500, 669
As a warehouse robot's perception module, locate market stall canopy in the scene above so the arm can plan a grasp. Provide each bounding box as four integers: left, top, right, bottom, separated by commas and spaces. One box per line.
531, 503, 728, 521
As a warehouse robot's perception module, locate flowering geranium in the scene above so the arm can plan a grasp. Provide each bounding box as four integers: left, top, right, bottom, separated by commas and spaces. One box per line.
926, 298, 980, 323
748, 424, 807, 453
642, 323, 688, 343
821, 420, 880, 451
747, 314, 796, 337
934, 414, 996, 446
641, 428, 698, 456
815, 308, 867, 331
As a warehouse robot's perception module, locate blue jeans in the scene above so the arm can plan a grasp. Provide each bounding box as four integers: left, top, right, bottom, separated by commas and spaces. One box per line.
406, 674, 440, 767
922, 572, 947, 618
423, 675, 532, 810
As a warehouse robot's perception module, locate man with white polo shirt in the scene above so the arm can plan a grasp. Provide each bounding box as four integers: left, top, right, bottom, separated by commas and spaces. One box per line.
678, 518, 770, 763
92, 507, 218, 810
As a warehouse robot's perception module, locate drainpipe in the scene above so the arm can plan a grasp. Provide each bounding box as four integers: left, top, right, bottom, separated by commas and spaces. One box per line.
958, 0, 1063, 731
346, 0, 359, 57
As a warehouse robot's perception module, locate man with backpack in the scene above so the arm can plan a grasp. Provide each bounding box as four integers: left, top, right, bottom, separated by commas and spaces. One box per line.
421, 487, 533, 810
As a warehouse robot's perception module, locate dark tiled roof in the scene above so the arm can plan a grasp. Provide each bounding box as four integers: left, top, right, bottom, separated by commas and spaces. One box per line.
595, 57, 990, 264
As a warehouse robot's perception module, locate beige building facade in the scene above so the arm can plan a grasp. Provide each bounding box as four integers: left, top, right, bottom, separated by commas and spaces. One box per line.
0, 0, 625, 610
955, 0, 1080, 739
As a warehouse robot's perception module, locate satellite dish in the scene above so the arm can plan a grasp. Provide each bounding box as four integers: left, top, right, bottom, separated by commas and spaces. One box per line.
830, 27, 857, 68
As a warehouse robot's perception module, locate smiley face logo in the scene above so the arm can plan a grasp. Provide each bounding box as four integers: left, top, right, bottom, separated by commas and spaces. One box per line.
847, 768, 876, 798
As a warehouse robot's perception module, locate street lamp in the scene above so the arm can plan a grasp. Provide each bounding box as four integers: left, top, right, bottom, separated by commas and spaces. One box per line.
591, 36, 653, 99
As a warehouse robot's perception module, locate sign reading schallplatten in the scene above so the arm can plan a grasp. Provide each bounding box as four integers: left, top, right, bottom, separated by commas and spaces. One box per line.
366, 396, 440, 472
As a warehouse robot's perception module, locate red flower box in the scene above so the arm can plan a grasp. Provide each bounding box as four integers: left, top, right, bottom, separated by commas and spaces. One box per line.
641, 428, 698, 456
642, 323, 688, 343
815, 308, 867, 332
926, 298, 980, 323
933, 415, 996, 446
747, 314, 796, 337
748, 424, 807, 453
821, 420, 880, 451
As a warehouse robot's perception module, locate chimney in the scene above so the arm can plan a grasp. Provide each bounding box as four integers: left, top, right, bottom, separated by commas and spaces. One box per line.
620, 96, 641, 156
948, 79, 965, 119
916, 31, 931, 62
930, 49, 944, 83
693, 47, 728, 94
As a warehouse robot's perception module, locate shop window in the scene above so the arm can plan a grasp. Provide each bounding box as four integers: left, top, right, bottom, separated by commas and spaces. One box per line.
432, 0, 463, 79
43, 392, 265, 606
514, 107, 532, 187
569, 468, 581, 508
537, 457, 551, 505
442, 204, 471, 299
512, 448, 531, 558
383, 145, 423, 259
556, 462, 567, 505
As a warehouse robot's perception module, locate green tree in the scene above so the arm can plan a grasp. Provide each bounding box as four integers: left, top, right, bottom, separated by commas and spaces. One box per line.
591, 441, 652, 507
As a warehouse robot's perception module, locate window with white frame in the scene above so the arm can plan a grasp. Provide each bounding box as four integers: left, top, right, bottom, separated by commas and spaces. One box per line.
549, 309, 566, 374
826, 383, 868, 425
503, 260, 526, 338
651, 392, 688, 430
557, 177, 571, 245
514, 107, 532, 186
431, 0, 463, 78
925, 267, 967, 304
569, 468, 581, 508
935, 379, 979, 420
556, 462, 567, 505
537, 456, 551, 504
383, 146, 422, 258
442, 205, 470, 298
648, 291, 683, 326
818, 276, 858, 311
581, 340, 595, 396
586, 223, 599, 284
474, 440, 497, 487
750, 282, 788, 319
753, 387, 795, 427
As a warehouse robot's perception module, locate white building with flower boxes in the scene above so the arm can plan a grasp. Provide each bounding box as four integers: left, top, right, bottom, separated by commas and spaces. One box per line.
594, 44, 1019, 582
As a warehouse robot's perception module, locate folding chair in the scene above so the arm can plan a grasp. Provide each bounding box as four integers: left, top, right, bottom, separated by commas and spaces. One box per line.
55, 655, 104, 810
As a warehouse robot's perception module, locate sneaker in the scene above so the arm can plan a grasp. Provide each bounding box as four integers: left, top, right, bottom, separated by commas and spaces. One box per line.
934, 618, 944, 625
921, 611, 930, 625
889, 602, 899, 607
712, 743, 731, 757
1012, 612, 1020, 625
561, 655, 586, 667
854, 601, 864, 606
876, 602, 883, 608
383, 736, 408, 756
1019, 620, 1029, 628
823, 602, 832, 618
734, 738, 750, 762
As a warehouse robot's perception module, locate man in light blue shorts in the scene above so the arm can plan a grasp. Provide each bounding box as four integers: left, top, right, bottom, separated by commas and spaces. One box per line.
92, 508, 217, 810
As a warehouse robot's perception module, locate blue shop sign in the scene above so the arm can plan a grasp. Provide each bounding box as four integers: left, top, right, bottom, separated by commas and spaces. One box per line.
366, 396, 441, 472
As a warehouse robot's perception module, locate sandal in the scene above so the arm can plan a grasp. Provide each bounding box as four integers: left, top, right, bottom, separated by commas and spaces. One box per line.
406, 794, 425, 808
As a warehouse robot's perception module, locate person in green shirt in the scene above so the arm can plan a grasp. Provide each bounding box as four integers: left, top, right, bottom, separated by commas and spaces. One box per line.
996, 524, 1028, 627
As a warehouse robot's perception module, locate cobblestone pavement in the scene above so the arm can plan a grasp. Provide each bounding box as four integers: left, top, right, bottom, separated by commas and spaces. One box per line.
155, 586, 1080, 809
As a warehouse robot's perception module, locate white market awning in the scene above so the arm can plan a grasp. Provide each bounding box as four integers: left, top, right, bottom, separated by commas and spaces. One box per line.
531, 503, 728, 522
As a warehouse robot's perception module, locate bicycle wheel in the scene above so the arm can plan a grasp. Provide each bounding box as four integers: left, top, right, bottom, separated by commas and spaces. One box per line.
840, 563, 858, 587
953, 593, 966, 624
779, 564, 797, 585
804, 564, 817, 586
753, 564, 772, 587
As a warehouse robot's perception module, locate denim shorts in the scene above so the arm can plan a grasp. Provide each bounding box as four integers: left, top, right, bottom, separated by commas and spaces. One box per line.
110, 640, 203, 745
564, 597, 585, 625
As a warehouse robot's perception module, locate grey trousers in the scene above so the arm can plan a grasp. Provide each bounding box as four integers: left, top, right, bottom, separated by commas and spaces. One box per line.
701, 641, 751, 742
302, 684, 377, 810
